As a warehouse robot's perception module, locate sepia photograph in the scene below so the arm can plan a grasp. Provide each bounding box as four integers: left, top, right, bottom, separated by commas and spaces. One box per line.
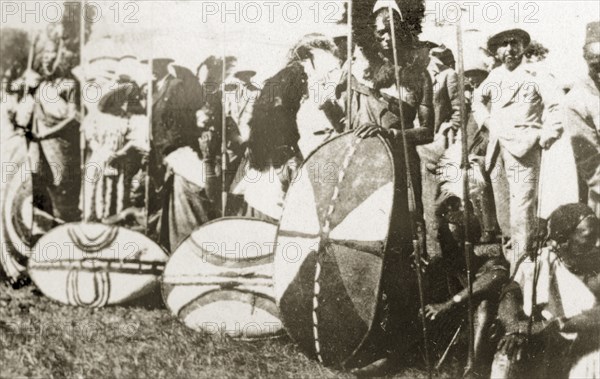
0, 0, 599, 378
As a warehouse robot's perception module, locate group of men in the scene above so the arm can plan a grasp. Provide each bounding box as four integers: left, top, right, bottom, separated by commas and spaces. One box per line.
318, 2, 599, 377
4, 0, 600, 377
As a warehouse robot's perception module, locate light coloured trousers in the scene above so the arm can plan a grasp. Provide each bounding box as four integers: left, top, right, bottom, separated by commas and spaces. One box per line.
489, 147, 540, 267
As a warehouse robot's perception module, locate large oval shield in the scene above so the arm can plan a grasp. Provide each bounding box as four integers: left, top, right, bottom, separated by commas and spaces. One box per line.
162, 218, 283, 341
1, 151, 57, 284
2, 164, 32, 282
28, 223, 168, 307
274, 132, 416, 368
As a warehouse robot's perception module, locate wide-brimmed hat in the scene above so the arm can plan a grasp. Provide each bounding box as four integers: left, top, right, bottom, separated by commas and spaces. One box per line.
487, 28, 531, 53
430, 44, 455, 65
234, 70, 257, 80
139, 57, 174, 66
230, 57, 257, 80
98, 82, 144, 116
464, 61, 489, 76
585, 21, 600, 46
73, 57, 118, 82
464, 49, 491, 76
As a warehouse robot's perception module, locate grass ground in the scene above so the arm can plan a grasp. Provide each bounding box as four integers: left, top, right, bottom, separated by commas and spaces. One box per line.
0, 283, 465, 379
0, 94, 464, 378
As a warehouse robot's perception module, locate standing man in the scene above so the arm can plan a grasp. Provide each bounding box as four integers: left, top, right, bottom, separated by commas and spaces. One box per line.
422, 44, 461, 256
464, 60, 500, 244
472, 28, 564, 265
565, 21, 600, 218
15, 38, 81, 224
145, 57, 215, 251
224, 65, 260, 187
341, 3, 434, 232
334, 1, 433, 375
225, 65, 260, 144
428, 44, 461, 143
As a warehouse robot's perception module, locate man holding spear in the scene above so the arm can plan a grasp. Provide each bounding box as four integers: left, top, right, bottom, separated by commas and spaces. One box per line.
327, 0, 434, 375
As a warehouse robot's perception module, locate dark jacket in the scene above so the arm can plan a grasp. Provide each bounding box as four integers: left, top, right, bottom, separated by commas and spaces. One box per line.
428, 60, 461, 134
152, 75, 198, 159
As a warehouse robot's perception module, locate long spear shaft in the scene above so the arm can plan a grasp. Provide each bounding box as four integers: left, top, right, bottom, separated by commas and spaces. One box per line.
455, 15, 475, 372
387, 6, 432, 378
144, 7, 154, 235
24, 32, 36, 98
79, 0, 86, 221
221, 23, 227, 217
345, 0, 352, 132
25, 30, 37, 244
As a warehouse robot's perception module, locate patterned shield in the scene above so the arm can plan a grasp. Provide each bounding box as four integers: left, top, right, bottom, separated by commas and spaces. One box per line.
162, 218, 283, 340
28, 223, 168, 307
1, 157, 56, 284
274, 133, 417, 368
1, 165, 32, 281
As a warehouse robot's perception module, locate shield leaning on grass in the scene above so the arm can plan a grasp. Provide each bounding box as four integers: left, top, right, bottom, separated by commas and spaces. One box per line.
274, 132, 419, 369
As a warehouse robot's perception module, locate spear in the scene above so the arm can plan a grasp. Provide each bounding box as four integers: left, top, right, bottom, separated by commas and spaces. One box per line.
345, 0, 353, 132
455, 11, 476, 373
79, 0, 87, 221
221, 22, 228, 217
387, 4, 432, 378
23, 31, 36, 98
144, 4, 154, 235
24, 29, 38, 245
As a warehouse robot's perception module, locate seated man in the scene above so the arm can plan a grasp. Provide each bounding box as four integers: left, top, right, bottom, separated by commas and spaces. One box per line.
424, 195, 510, 378
494, 203, 600, 379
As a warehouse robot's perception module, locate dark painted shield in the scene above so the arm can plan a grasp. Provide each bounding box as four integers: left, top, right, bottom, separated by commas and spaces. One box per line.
274, 132, 417, 368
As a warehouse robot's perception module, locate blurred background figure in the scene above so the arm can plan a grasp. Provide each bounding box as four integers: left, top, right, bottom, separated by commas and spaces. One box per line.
143, 57, 214, 250
427, 44, 460, 146
224, 62, 260, 144
14, 37, 81, 224
194, 55, 243, 215
231, 33, 341, 222
524, 40, 550, 64
564, 21, 600, 218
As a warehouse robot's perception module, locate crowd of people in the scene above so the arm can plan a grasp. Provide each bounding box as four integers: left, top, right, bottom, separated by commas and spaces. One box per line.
3, 0, 599, 377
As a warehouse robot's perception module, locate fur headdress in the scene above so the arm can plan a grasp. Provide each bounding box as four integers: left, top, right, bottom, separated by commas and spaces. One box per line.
352, 0, 425, 64
247, 62, 307, 170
